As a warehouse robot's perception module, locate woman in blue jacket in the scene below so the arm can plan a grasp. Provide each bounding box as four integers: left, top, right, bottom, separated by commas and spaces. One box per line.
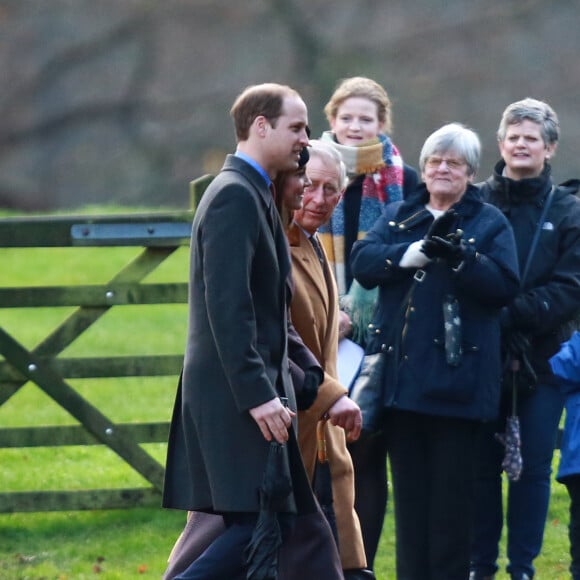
350, 123, 520, 580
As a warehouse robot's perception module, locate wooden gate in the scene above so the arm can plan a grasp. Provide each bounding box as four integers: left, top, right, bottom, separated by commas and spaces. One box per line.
0, 187, 215, 512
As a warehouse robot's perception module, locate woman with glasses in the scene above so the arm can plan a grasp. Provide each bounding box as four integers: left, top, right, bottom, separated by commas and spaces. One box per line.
350, 123, 520, 579
470, 98, 580, 580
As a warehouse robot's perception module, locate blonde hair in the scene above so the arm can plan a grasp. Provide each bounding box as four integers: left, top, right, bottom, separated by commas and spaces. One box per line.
324, 76, 392, 133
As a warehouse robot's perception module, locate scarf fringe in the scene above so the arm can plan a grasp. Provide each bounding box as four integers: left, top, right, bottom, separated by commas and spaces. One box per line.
341, 281, 378, 347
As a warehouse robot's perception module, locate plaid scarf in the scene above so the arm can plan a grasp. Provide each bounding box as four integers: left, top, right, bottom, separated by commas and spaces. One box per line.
317, 131, 404, 345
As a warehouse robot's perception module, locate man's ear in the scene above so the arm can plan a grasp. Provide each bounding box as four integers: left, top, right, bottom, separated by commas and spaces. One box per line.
255, 115, 268, 138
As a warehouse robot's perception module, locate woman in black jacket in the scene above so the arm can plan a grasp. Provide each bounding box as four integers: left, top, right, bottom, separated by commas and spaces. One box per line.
470, 98, 580, 580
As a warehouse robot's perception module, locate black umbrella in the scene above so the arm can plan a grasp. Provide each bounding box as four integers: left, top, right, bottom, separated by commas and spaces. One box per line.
245, 440, 293, 580
313, 419, 339, 547
495, 358, 523, 482
498, 414, 523, 482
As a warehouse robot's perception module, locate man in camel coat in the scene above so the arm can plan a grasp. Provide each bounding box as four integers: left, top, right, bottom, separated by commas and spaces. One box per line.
287, 140, 371, 579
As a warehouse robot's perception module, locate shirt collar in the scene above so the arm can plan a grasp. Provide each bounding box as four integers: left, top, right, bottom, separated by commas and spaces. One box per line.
293, 220, 316, 239
235, 150, 271, 187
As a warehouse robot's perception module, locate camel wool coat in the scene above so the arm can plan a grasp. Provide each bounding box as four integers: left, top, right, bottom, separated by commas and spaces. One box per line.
287, 221, 367, 570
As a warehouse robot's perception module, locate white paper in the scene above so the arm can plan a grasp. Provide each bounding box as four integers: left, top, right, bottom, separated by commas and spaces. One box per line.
337, 338, 365, 391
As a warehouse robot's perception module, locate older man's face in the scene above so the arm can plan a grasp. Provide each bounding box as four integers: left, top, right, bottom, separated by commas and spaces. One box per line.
293, 155, 342, 235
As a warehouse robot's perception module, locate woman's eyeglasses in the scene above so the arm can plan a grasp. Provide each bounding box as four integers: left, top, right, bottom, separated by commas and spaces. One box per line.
425, 157, 466, 170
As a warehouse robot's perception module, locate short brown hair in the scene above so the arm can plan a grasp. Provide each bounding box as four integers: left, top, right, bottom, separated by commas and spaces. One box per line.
230, 83, 300, 141
497, 97, 560, 146
324, 76, 392, 134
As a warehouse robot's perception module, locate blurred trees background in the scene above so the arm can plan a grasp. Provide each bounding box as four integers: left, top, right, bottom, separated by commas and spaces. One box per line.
0, 0, 578, 210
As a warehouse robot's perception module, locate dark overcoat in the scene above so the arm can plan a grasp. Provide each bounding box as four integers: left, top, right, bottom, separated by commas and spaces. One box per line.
163, 155, 314, 514
351, 184, 520, 421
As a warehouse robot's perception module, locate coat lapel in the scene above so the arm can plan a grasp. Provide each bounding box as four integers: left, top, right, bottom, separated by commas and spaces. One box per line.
287, 223, 331, 319
222, 155, 291, 289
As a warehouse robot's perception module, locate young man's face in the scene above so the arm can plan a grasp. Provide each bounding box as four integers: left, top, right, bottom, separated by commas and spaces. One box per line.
264, 95, 309, 174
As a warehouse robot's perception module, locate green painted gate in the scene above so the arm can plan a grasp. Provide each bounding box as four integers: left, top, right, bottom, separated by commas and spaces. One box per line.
0, 175, 213, 513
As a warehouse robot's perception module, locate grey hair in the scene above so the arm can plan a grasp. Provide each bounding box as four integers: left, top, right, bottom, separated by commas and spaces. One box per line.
307, 139, 348, 191
497, 97, 560, 146
419, 123, 481, 176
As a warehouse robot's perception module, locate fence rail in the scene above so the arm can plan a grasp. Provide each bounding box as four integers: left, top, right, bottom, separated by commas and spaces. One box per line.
0, 175, 562, 513
0, 204, 197, 512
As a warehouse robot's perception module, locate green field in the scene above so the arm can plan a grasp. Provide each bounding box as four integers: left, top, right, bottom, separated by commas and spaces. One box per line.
0, 208, 573, 578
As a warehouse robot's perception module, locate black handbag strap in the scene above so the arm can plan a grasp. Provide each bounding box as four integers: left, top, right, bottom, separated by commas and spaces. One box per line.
520, 185, 555, 287
508, 185, 555, 414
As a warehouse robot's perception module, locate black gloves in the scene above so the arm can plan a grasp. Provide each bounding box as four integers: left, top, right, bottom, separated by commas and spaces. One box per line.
425, 210, 458, 240
504, 329, 532, 358
422, 234, 473, 268
295, 367, 323, 410
502, 328, 538, 389
500, 304, 538, 394
421, 210, 473, 268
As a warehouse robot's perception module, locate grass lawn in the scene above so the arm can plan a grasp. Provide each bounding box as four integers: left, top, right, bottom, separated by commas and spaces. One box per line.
0, 507, 185, 578
0, 207, 191, 578
0, 207, 574, 578
0, 468, 572, 579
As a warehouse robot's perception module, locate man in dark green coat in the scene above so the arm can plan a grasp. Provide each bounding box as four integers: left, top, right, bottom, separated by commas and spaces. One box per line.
163, 83, 324, 579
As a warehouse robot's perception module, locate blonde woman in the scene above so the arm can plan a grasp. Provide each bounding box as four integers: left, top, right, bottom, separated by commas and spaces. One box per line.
318, 76, 418, 568
319, 76, 418, 345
